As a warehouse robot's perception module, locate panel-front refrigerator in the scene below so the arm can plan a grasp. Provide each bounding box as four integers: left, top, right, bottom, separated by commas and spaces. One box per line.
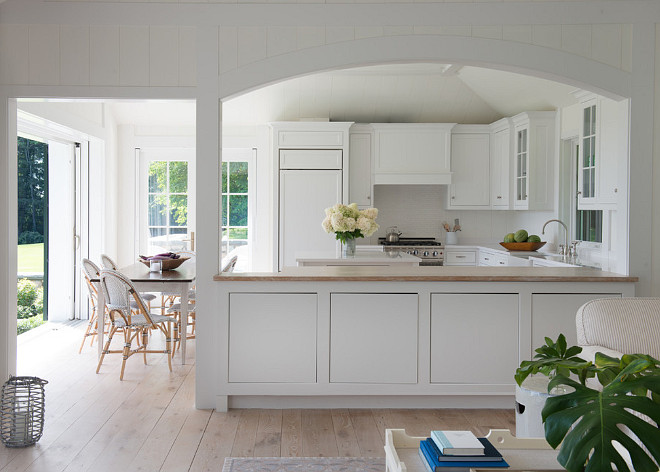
279, 168, 342, 270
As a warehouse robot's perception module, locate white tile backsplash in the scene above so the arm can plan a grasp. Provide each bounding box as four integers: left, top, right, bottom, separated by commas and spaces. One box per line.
359, 185, 558, 247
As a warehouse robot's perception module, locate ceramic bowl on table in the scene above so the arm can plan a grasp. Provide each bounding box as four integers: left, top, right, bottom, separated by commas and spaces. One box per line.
139, 256, 189, 270
499, 242, 547, 251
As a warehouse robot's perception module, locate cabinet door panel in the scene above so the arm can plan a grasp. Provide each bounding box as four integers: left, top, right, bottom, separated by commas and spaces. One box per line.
330, 293, 418, 383
349, 133, 372, 207
491, 128, 510, 209
229, 293, 317, 383
448, 133, 490, 207
279, 169, 341, 269
431, 294, 518, 384
531, 293, 621, 356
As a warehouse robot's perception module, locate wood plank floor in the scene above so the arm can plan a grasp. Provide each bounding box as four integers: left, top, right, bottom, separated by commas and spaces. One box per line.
5, 321, 516, 472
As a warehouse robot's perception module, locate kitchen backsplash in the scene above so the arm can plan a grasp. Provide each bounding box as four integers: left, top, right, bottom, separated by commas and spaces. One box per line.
359, 185, 557, 247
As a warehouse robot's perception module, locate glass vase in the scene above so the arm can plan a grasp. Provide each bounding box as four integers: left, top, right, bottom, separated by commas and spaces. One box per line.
342, 238, 356, 257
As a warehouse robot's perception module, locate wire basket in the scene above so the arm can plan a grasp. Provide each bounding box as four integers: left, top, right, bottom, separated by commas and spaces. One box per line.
0, 376, 48, 447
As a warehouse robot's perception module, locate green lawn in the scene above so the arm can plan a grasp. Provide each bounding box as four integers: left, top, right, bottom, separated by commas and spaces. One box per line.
17, 243, 44, 273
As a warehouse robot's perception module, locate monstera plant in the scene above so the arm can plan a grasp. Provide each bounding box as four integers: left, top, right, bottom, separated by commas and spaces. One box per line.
516, 334, 660, 472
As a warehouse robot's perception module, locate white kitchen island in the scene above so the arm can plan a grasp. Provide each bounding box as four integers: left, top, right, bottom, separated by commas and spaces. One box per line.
296, 250, 421, 266
200, 266, 637, 411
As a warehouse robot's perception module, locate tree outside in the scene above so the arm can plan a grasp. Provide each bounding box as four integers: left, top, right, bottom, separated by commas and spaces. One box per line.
17, 136, 48, 333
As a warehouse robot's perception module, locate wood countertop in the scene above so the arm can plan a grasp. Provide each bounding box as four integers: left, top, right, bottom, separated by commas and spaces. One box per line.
214, 266, 637, 282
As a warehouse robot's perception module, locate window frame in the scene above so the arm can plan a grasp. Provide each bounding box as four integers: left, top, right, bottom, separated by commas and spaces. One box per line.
138, 148, 196, 257
221, 148, 256, 271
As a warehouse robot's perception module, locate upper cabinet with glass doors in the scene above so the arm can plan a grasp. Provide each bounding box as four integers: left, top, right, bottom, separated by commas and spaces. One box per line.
511, 111, 556, 211
576, 94, 626, 210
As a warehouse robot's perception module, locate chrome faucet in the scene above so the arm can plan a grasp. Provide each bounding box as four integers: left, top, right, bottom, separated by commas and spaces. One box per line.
542, 219, 569, 256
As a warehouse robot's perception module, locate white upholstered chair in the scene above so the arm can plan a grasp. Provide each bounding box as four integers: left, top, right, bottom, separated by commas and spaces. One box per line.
576, 297, 660, 362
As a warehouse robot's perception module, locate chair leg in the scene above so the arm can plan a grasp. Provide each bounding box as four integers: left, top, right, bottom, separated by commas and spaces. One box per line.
79, 309, 97, 354
120, 328, 132, 381
165, 324, 173, 372
142, 329, 149, 365
96, 325, 117, 374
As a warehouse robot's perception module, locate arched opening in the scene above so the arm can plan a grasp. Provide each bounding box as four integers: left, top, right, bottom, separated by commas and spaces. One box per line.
220, 48, 631, 275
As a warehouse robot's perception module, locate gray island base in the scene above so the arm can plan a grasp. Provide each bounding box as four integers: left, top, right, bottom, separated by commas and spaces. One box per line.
200, 266, 637, 411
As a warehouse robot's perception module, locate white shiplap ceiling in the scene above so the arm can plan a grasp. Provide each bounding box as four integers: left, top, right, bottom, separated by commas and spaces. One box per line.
98, 63, 580, 127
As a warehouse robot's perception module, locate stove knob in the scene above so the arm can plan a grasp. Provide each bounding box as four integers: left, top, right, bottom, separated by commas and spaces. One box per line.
423, 251, 429, 257
406, 250, 412, 255
432, 251, 438, 257
412, 249, 418, 255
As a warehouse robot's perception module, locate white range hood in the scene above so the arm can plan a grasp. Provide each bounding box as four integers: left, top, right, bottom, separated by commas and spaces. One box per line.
371, 123, 455, 185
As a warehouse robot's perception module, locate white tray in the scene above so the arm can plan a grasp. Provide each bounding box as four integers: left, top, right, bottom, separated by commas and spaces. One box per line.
384, 429, 564, 472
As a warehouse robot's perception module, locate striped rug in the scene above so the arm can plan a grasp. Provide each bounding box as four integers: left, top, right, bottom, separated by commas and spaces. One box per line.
222, 457, 386, 472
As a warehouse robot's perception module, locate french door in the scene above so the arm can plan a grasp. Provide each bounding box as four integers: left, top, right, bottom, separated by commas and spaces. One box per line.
138, 148, 196, 256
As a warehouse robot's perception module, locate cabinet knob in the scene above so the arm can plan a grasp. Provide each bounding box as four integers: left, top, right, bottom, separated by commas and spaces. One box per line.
497, 196, 502, 199
614, 188, 618, 193
367, 195, 371, 200
451, 196, 455, 200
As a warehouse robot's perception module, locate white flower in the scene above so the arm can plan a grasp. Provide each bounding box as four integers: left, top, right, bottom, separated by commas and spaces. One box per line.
361, 207, 378, 220
323, 204, 379, 237
321, 217, 333, 233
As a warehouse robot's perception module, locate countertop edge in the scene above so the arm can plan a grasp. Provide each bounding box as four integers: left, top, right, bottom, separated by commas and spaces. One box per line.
214, 272, 638, 283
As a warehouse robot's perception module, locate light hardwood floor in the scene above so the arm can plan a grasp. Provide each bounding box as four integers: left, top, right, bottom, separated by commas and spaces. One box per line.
4, 321, 516, 472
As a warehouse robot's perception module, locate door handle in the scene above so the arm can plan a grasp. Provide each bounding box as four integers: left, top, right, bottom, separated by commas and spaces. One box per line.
74, 234, 81, 249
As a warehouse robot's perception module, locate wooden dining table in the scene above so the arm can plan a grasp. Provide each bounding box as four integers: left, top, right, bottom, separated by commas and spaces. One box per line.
93, 261, 196, 365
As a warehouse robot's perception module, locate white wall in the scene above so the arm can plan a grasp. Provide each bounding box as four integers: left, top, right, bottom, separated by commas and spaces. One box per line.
0, 0, 657, 407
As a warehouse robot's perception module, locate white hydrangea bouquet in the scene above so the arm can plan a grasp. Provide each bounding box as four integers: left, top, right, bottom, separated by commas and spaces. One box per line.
321, 203, 379, 244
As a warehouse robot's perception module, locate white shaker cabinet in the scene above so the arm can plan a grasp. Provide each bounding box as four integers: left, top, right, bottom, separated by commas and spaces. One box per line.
443, 248, 477, 266
511, 112, 556, 211
490, 118, 512, 210
446, 126, 490, 209
576, 95, 626, 210
348, 125, 373, 208
372, 123, 455, 185
530, 293, 621, 357
430, 293, 519, 385
228, 293, 317, 383
330, 293, 418, 384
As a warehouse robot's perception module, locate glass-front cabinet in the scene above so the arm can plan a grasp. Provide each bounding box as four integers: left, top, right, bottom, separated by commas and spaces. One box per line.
511, 111, 555, 211
576, 95, 621, 211
578, 100, 597, 203
515, 127, 528, 206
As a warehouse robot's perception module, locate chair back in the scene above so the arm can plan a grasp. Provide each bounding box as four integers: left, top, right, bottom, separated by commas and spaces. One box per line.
222, 255, 238, 273
99, 269, 154, 327
576, 297, 660, 359
81, 258, 101, 302
100, 254, 118, 270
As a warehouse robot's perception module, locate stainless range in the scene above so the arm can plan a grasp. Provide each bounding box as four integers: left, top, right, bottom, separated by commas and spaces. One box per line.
378, 237, 444, 266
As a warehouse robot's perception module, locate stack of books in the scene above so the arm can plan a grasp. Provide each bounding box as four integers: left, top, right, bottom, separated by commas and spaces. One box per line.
418, 430, 510, 472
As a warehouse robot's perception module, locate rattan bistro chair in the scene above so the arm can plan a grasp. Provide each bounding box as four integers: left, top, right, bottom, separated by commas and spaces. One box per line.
100, 253, 157, 309
96, 269, 174, 380
79, 258, 109, 353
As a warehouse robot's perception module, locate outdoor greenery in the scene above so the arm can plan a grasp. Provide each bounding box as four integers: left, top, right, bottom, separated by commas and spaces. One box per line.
221, 161, 249, 235
149, 160, 189, 226
17, 279, 45, 335
516, 334, 660, 472
17, 243, 45, 273
17, 137, 47, 243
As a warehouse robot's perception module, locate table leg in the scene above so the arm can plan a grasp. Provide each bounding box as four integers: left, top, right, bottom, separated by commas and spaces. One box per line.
180, 282, 188, 364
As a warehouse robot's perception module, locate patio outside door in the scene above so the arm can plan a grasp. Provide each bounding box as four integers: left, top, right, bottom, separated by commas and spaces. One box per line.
138, 148, 196, 256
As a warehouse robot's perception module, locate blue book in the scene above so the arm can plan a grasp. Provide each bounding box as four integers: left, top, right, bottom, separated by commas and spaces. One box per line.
419, 440, 510, 471
427, 437, 504, 463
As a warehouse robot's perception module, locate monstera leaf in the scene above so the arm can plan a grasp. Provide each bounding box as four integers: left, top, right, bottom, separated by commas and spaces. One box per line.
542, 358, 660, 472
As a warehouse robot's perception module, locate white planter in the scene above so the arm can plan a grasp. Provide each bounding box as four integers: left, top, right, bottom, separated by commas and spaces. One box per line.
515, 375, 570, 438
